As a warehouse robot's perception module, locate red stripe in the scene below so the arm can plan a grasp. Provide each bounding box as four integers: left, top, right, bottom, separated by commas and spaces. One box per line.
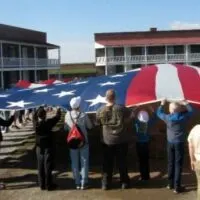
125, 66, 157, 106
176, 64, 200, 102
16, 80, 31, 88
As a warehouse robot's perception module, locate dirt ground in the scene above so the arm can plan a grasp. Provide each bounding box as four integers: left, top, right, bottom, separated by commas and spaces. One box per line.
0, 133, 197, 200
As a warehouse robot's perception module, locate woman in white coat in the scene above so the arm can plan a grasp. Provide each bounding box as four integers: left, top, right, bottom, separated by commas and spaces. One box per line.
65, 96, 93, 190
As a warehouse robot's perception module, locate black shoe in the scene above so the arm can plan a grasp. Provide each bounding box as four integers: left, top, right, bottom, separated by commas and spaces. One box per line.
121, 183, 130, 190
40, 186, 46, 190
47, 184, 58, 191
140, 177, 150, 181
174, 186, 185, 194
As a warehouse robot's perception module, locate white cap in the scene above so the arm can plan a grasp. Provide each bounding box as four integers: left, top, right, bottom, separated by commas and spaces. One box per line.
137, 110, 149, 123
70, 96, 81, 109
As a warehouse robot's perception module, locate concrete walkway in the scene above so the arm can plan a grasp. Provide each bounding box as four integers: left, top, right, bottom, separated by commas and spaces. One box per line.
0, 121, 197, 200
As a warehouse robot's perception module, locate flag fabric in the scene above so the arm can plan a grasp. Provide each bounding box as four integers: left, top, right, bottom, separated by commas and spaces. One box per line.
16, 79, 63, 89
1, 64, 200, 112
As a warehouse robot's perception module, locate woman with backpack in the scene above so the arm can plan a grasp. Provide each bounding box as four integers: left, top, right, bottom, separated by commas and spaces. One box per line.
65, 96, 93, 190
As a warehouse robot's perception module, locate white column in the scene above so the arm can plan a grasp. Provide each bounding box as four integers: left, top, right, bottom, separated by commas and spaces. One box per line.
0, 41, 4, 89
185, 45, 189, 64
19, 44, 22, 80
34, 46, 37, 82
58, 47, 61, 80
105, 47, 108, 75
165, 45, 168, 63
124, 47, 131, 72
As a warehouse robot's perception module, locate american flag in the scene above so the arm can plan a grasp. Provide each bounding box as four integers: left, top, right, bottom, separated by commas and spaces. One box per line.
1, 64, 200, 112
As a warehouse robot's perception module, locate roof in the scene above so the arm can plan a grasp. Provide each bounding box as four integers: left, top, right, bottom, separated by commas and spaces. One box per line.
95, 29, 200, 46
0, 24, 59, 49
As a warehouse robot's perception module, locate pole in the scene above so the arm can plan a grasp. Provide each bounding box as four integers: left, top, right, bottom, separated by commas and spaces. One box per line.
34, 46, 37, 82
58, 47, 61, 80
105, 47, 108, 75
0, 41, 4, 89
19, 44, 22, 80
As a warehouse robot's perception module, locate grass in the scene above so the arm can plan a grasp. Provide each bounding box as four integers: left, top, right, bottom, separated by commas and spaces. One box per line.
49, 68, 97, 75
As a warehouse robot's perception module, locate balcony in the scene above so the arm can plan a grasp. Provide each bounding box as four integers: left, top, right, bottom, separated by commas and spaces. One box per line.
0, 57, 60, 70
96, 53, 200, 66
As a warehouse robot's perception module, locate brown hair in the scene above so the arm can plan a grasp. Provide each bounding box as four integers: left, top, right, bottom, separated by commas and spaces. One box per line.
106, 89, 116, 103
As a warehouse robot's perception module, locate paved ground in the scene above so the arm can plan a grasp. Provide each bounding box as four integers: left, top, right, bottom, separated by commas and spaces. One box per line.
0, 120, 197, 200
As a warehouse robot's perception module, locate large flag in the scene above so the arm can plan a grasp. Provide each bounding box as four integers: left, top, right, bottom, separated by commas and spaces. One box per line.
1, 64, 200, 112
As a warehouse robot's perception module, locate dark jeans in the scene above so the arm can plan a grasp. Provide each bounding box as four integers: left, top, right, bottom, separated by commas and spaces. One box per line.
36, 147, 53, 188
102, 143, 130, 185
167, 142, 184, 189
136, 142, 150, 180
18, 110, 25, 124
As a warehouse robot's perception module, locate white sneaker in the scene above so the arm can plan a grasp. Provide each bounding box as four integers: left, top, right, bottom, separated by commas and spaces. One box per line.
0, 183, 5, 190
76, 185, 80, 190
81, 184, 89, 190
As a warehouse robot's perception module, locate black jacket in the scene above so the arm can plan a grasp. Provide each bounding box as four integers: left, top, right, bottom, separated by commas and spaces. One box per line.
0, 116, 15, 142
35, 110, 61, 148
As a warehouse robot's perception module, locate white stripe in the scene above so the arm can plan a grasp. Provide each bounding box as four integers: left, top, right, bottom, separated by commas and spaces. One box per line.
155, 64, 184, 100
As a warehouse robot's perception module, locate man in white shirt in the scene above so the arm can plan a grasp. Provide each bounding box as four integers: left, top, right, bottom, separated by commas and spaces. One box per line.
188, 124, 200, 199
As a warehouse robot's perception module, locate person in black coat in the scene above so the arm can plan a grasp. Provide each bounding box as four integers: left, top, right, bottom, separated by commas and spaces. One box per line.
0, 113, 15, 143
35, 107, 61, 191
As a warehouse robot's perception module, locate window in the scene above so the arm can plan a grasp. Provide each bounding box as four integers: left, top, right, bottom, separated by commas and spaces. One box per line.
96, 48, 105, 57
9, 46, 17, 57
131, 47, 143, 55
190, 45, 200, 53
168, 46, 184, 54
113, 48, 124, 56
115, 65, 124, 73
167, 46, 174, 54
148, 46, 165, 55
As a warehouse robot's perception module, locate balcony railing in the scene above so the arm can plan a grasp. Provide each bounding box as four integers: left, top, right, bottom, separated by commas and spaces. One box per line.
0, 57, 60, 68
96, 53, 200, 66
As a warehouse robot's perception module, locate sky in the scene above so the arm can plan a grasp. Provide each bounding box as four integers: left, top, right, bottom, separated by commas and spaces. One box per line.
1, 0, 200, 63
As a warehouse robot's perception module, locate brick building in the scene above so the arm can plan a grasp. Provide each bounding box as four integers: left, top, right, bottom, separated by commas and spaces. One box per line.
0, 24, 60, 89
95, 28, 200, 75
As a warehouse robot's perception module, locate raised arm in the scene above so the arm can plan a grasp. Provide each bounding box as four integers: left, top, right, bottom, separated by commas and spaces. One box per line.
47, 108, 62, 129
181, 101, 194, 119
96, 109, 102, 126
156, 100, 168, 122
0, 115, 15, 127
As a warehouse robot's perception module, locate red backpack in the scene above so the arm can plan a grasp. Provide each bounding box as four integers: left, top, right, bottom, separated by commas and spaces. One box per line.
66, 112, 85, 149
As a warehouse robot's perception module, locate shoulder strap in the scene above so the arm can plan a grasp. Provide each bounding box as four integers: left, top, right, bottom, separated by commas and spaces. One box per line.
70, 111, 81, 124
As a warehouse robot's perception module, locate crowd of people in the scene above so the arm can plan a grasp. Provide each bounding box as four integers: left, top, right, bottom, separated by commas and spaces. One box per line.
0, 89, 200, 199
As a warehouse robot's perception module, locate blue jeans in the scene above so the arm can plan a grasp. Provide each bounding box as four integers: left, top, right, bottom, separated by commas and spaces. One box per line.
70, 145, 89, 186
167, 142, 184, 189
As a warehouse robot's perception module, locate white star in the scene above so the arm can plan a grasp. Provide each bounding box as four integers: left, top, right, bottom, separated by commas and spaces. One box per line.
99, 81, 119, 87
0, 94, 10, 98
86, 95, 107, 107
18, 88, 32, 92
72, 81, 88, 86
7, 100, 33, 108
33, 88, 54, 93
53, 90, 76, 98
111, 74, 126, 78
